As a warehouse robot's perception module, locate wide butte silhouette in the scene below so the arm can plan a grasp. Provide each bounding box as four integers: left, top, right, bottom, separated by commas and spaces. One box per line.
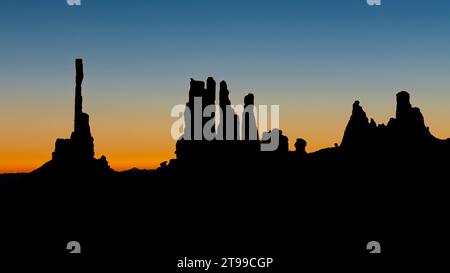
1, 58, 449, 265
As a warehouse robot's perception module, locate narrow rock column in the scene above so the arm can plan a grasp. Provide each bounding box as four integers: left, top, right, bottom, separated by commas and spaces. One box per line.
242, 93, 258, 141
74, 58, 84, 133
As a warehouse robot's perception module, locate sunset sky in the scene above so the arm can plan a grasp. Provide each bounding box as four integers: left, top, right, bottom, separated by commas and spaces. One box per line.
1, 0, 450, 173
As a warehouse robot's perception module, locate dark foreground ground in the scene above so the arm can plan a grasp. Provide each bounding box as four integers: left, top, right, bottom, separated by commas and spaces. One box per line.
0, 158, 448, 270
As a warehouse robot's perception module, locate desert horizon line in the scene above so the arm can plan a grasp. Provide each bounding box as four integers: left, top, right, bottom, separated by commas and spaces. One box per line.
2, 58, 450, 175
2, 90, 448, 174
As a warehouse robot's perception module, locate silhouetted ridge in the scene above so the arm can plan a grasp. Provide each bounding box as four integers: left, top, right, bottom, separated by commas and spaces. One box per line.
32, 59, 112, 177
6, 68, 450, 264
339, 91, 447, 160
163, 87, 450, 176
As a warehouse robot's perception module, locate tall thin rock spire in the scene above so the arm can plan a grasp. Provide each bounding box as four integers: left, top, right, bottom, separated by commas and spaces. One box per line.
74, 58, 84, 133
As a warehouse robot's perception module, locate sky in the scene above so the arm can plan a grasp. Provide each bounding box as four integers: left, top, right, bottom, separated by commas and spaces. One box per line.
1, 0, 450, 173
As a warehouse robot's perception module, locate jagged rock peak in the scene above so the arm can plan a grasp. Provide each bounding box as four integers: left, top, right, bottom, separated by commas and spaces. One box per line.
244, 93, 255, 106
396, 91, 412, 120
219, 81, 231, 106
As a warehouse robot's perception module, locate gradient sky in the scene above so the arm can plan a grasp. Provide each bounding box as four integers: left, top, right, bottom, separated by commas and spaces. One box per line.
1, 0, 450, 173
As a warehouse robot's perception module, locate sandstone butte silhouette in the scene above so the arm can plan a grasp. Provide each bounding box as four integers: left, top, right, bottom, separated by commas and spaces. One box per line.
4, 57, 448, 180
161, 79, 450, 177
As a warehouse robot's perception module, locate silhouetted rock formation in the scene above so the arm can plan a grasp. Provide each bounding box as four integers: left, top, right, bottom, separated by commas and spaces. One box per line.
206, 77, 216, 135
182, 78, 241, 143
339, 91, 443, 158
53, 59, 94, 162
5, 68, 450, 264
218, 80, 239, 140
341, 100, 371, 152
262, 129, 288, 153
242, 93, 258, 141
390, 91, 435, 146
295, 138, 307, 156
183, 78, 217, 140
32, 59, 112, 177
174, 78, 279, 174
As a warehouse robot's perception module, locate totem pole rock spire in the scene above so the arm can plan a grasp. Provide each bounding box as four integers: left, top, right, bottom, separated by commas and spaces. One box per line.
74, 58, 84, 132
70, 58, 94, 160
32, 58, 112, 176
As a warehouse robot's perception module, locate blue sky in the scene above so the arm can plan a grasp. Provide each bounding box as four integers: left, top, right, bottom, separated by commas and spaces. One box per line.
1, 0, 450, 171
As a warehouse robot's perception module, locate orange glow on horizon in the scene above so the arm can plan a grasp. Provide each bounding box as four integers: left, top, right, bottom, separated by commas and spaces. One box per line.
2, 128, 450, 174
3, 90, 450, 174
